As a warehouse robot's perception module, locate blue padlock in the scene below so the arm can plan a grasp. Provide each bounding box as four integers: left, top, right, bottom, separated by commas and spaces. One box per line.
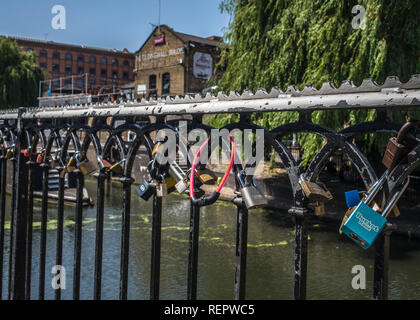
341, 172, 409, 249
345, 189, 360, 208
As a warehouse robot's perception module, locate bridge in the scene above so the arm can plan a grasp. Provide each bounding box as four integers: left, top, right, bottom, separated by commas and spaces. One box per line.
0, 75, 420, 300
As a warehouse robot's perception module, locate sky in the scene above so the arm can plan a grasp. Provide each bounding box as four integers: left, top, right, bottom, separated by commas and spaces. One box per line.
0, 0, 231, 52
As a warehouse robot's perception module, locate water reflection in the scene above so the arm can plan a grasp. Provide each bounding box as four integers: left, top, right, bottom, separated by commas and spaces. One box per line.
1, 178, 420, 300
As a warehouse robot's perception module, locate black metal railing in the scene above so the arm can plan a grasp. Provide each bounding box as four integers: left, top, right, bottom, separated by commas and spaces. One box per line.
0, 75, 420, 300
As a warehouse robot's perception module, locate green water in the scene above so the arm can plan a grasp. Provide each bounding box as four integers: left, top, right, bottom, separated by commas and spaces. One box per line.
2, 178, 420, 300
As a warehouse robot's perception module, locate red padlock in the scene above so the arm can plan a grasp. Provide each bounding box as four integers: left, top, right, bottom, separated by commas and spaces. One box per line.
36, 153, 44, 164
22, 149, 30, 157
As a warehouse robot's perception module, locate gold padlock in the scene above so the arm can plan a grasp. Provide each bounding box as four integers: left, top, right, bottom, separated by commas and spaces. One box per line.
152, 142, 164, 157
300, 180, 333, 203
197, 169, 217, 185
66, 156, 77, 172
5, 148, 14, 160
77, 158, 97, 176
108, 160, 125, 175
314, 201, 325, 216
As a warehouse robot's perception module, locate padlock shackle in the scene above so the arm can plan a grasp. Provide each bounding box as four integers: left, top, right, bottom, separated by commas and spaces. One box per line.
364, 170, 388, 206
396, 122, 416, 144
189, 135, 236, 206
381, 177, 410, 218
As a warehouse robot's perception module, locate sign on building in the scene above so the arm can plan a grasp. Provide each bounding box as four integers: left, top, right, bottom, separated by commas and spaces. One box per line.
193, 52, 213, 80
137, 84, 147, 94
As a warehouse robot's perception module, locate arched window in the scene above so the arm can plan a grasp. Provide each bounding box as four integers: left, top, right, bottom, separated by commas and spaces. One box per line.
39, 50, 47, 58
162, 73, 170, 94
89, 56, 96, 63
149, 75, 157, 97
52, 51, 60, 59
65, 53, 72, 61
77, 55, 85, 62
111, 58, 118, 66
101, 57, 107, 65
123, 60, 130, 67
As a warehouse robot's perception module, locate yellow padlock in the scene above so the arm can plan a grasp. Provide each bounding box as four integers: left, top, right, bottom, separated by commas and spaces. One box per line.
300, 180, 333, 203
197, 169, 217, 185
66, 156, 77, 172
314, 201, 325, 216
5, 148, 14, 160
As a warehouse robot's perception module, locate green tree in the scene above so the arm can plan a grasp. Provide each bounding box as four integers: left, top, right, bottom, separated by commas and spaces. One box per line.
0, 38, 44, 109
211, 0, 420, 166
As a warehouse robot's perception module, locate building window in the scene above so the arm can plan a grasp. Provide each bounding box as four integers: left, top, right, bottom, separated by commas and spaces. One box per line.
77, 55, 85, 63
112, 70, 118, 79
39, 62, 47, 70
76, 79, 84, 88
52, 64, 60, 73
123, 60, 130, 67
101, 57, 107, 65
162, 73, 170, 94
101, 69, 107, 78
65, 78, 72, 85
65, 53, 72, 61
112, 59, 118, 66
122, 72, 129, 80
77, 67, 84, 75
26, 48, 33, 53
52, 79, 60, 87
89, 56, 96, 63
149, 75, 157, 96
89, 80, 96, 87
39, 50, 47, 58
89, 68, 96, 76
65, 65, 72, 74
53, 51, 60, 59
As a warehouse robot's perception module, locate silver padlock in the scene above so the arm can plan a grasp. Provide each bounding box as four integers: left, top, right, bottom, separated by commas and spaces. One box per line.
156, 182, 168, 198
168, 161, 189, 194
237, 170, 268, 210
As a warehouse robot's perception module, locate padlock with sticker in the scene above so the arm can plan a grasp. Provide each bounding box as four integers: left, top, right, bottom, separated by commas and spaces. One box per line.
341, 172, 410, 249
136, 179, 155, 201
237, 170, 268, 210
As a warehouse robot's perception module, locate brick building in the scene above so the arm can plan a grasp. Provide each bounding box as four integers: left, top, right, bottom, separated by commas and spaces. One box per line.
134, 25, 226, 99
3, 35, 135, 95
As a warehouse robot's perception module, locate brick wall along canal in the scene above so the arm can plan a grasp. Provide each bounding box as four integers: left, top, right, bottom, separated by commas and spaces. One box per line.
2, 177, 420, 300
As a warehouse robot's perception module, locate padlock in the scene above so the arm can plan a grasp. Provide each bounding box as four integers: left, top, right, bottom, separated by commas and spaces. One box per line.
136, 179, 155, 201
237, 170, 268, 210
314, 202, 325, 216
66, 155, 77, 172
341, 173, 410, 249
36, 151, 45, 164
108, 159, 126, 175
382, 122, 416, 170
76, 155, 97, 176
168, 161, 189, 194
156, 181, 168, 198
197, 169, 217, 185
300, 177, 333, 203
5, 148, 14, 160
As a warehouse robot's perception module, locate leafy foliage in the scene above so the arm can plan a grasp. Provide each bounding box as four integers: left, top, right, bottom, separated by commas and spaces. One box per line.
0, 38, 44, 109
211, 0, 420, 166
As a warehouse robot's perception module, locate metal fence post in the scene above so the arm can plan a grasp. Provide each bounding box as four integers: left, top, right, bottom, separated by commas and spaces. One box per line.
234, 203, 248, 300
373, 223, 395, 300
150, 189, 162, 300
9, 108, 29, 300
289, 207, 308, 300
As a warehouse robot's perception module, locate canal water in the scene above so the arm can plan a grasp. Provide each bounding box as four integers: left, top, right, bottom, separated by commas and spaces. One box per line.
2, 177, 420, 300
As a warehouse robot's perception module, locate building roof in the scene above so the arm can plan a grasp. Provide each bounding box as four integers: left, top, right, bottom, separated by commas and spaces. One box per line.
135, 25, 226, 54
173, 30, 222, 47
1, 35, 134, 57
